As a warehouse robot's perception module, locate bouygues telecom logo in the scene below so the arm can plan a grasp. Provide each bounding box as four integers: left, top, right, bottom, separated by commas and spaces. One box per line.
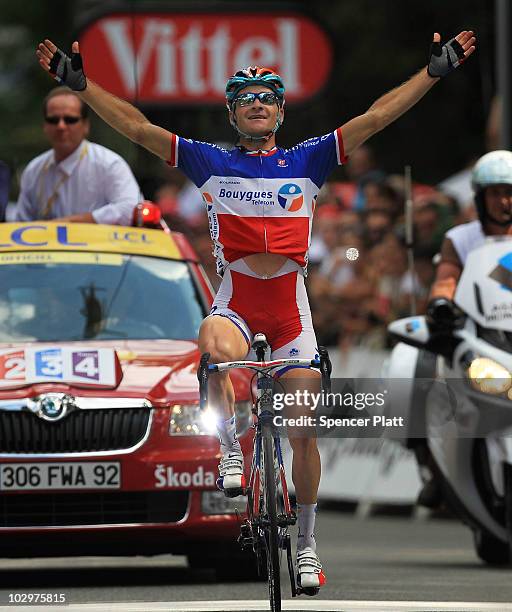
202, 192, 213, 211
79, 12, 332, 103
278, 183, 303, 212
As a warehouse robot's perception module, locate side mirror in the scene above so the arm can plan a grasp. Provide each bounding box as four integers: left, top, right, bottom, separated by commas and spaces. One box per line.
388, 314, 461, 362
388, 316, 431, 348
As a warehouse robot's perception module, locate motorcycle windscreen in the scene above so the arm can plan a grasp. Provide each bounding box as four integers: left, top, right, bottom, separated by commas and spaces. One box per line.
456, 237, 512, 331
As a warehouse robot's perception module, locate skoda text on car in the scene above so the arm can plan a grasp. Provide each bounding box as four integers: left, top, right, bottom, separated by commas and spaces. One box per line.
0, 220, 254, 573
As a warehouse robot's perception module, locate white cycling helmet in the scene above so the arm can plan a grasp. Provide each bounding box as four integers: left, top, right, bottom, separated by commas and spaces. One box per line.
471, 150, 512, 224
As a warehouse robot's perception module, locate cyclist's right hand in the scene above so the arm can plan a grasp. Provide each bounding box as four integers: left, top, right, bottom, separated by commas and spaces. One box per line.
36, 39, 87, 91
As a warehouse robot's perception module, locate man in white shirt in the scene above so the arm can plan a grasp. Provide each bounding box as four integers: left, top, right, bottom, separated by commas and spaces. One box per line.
15, 86, 141, 225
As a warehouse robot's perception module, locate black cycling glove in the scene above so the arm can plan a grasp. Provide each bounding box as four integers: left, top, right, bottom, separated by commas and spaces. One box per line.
427, 36, 466, 78
49, 47, 87, 91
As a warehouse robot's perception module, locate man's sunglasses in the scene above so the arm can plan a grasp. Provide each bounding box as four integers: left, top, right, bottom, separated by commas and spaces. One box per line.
44, 115, 82, 125
233, 92, 279, 107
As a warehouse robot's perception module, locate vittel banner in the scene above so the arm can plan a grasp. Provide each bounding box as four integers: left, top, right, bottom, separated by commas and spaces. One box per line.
79, 12, 332, 103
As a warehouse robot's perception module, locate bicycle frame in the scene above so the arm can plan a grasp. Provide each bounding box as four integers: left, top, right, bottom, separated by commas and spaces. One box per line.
247, 356, 294, 519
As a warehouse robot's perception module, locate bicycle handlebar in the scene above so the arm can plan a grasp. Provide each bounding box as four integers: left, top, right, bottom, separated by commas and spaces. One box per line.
197, 346, 332, 410
207, 357, 320, 373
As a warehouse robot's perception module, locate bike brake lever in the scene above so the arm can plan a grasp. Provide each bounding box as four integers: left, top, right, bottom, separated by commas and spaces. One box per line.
197, 352, 210, 410
318, 346, 332, 394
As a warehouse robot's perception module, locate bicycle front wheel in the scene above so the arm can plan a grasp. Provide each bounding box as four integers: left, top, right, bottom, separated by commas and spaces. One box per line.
262, 425, 281, 612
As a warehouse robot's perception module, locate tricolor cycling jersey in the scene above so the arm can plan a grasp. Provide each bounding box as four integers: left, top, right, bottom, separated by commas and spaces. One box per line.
167, 129, 347, 276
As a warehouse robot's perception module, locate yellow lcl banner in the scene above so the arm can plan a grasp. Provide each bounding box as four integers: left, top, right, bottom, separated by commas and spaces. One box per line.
0, 223, 181, 260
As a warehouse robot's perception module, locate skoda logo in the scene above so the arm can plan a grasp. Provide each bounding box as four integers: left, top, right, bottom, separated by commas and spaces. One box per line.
36, 394, 73, 422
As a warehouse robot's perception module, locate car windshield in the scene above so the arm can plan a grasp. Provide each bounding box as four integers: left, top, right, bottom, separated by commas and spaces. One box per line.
0, 252, 205, 342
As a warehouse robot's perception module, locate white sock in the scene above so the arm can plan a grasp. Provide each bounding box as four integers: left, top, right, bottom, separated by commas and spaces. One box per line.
217, 415, 241, 454
297, 503, 317, 552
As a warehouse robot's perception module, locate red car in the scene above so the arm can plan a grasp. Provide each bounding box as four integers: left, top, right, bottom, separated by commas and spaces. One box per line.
0, 216, 255, 576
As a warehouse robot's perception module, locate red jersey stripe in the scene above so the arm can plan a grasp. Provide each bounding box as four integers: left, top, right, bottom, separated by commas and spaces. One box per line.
335, 128, 348, 164
218, 215, 309, 267
168, 133, 178, 167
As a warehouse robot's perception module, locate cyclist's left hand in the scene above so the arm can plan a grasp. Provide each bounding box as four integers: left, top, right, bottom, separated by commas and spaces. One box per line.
427, 31, 476, 78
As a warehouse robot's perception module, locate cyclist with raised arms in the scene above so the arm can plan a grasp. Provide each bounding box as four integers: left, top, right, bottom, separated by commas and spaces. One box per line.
36, 30, 475, 591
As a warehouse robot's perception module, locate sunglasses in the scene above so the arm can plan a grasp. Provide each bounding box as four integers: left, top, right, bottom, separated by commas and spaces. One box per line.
44, 115, 82, 125
233, 92, 279, 107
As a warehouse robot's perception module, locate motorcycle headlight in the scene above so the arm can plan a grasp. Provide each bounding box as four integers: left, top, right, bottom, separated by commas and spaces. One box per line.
467, 357, 512, 395
169, 401, 252, 436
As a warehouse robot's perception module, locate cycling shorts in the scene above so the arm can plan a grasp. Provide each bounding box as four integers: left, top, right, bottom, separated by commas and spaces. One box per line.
208, 258, 318, 366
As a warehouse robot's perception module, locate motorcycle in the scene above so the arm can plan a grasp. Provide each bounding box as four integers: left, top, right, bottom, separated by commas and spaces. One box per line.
386, 237, 512, 564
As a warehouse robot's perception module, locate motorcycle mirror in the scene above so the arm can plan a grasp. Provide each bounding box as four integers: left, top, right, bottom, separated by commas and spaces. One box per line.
388, 316, 431, 348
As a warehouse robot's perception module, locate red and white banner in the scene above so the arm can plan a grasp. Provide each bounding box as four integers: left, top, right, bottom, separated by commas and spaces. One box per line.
79, 12, 332, 103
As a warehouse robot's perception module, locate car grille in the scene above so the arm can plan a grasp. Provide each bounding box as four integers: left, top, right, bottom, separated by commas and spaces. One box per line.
0, 407, 151, 453
0, 491, 189, 527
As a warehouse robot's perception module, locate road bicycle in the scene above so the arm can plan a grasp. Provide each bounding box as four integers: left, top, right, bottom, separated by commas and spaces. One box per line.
197, 333, 331, 612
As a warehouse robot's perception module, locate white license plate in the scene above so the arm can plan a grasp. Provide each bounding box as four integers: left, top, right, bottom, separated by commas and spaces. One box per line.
0, 462, 121, 491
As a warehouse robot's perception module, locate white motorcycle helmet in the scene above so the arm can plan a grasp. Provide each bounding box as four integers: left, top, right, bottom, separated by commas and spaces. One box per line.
471, 150, 512, 225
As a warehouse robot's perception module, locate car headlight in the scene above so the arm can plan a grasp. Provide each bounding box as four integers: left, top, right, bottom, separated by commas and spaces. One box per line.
169, 401, 252, 436
467, 357, 512, 396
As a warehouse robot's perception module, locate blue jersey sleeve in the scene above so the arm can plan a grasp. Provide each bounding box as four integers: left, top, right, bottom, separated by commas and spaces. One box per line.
292, 128, 347, 188
167, 135, 226, 187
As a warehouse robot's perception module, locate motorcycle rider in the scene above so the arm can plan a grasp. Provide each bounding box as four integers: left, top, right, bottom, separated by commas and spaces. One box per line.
420, 150, 512, 507
430, 150, 512, 307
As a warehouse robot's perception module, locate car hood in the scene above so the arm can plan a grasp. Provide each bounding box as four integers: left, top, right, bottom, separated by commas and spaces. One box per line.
0, 339, 202, 405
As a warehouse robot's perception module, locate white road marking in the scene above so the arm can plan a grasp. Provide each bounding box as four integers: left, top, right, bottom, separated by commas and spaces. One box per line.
0, 555, 188, 569
3, 600, 512, 612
